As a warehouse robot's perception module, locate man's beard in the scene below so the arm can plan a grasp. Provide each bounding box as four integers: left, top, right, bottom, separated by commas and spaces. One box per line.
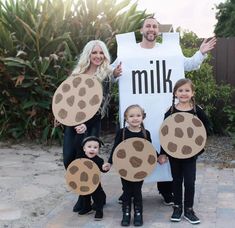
143, 32, 157, 42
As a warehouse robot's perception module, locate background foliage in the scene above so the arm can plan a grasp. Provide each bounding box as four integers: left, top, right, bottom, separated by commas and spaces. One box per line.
214, 0, 235, 37
0, 0, 234, 144
0, 0, 147, 143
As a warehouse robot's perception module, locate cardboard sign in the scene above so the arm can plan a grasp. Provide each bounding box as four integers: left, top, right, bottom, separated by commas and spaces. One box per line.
52, 74, 102, 126
112, 138, 157, 182
159, 112, 207, 159
65, 158, 101, 195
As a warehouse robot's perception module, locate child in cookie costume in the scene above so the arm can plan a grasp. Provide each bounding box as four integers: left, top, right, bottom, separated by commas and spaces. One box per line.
62, 40, 122, 212
159, 78, 211, 224
103, 104, 152, 226
77, 136, 107, 220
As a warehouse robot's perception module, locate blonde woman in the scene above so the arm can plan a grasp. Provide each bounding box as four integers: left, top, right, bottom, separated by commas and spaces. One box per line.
63, 40, 122, 213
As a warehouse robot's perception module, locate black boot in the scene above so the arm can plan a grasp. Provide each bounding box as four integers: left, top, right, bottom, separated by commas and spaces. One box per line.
121, 203, 131, 226
133, 203, 143, 226
73, 196, 82, 212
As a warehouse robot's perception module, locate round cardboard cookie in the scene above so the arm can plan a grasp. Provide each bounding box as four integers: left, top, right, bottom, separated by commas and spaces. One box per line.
65, 158, 100, 195
52, 74, 102, 126
159, 112, 207, 159
112, 137, 157, 182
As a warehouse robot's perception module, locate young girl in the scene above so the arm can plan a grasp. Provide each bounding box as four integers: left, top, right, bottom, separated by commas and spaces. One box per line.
103, 104, 152, 227
63, 40, 122, 212
160, 78, 211, 224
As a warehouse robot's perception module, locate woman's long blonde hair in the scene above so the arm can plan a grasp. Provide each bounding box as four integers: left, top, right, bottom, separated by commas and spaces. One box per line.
71, 40, 112, 81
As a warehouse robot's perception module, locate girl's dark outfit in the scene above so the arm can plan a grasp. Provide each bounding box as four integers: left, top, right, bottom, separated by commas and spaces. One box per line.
160, 105, 211, 210
108, 127, 152, 226
62, 76, 112, 212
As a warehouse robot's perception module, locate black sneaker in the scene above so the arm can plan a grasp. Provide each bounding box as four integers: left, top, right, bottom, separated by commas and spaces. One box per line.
184, 208, 200, 224
171, 205, 182, 222
162, 194, 174, 206
94, 210, 103, 221
78, 206, 93, 215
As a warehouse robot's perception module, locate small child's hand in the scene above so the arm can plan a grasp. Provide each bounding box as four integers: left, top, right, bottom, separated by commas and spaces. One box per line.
102, 163, 111, 171
74, 124, 87, 134
157, 154, 168, 164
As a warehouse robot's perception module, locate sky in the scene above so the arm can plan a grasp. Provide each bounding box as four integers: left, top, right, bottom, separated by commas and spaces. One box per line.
134, 0, 226, 38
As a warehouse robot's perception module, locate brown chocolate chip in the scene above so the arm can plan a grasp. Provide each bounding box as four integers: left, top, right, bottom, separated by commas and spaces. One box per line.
75, 112, 86, 122
187, 127, 194, 138
72, 77, 82, 88
119, 169, 127, 177
161, 125, 168, 136
148, 155, 156, 165
92, 174, 99, 185
175, 127, 184, 138
134, 171, 147, 179
181, 145, 192, 155
78, 87, 86, 96
195, 135, 204, 146
66, 95, 75, 107
129, 156, 143, 168
58, 109, 67, 119
80, 171, 88, 182
55, 93, 63, 104
80, 186, 90, 192
85, 78, 95, 88
174, 114, 184, 123
69, 165, 79, 174
132, 141, 144, 151
62, 83, 71, 92
89, 95, 100, 106
117, 149, 126, 159
77, 100, 86, 109
192, 118, 202, 127
84, 160, 93, 169
167, 142, 177, 152
69, 181, 77, 189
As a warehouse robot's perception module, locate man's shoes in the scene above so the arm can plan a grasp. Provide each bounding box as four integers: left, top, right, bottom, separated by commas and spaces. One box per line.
78, 206, 93, 215
171, 205, 182, 222
162, 194, 174, 206
73, 197, 82, 212
184, 208, 200, 224
94, 210, 103, 221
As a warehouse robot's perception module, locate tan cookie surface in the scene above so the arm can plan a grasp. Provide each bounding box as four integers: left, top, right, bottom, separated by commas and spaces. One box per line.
52, 74, 102, 126
65, 158, 100, 195
159, 112, 207, 159
113, 138, 157, 182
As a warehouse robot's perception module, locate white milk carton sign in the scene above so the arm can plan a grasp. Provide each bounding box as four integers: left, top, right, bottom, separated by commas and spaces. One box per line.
116, 32, 185, 182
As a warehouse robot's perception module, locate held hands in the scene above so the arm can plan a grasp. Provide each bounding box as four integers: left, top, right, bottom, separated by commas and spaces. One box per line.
199, 37, 217, 55
74, 124, 87, 134
102, 162, 111, 171
113, 62, 122, 78
157, 154, 168, 165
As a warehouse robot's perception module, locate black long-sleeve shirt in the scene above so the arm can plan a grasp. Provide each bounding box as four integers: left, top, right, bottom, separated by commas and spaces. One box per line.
108, 127, 152, 164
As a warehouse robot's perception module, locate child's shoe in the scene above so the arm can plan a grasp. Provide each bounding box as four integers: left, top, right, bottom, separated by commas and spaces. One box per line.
184, 208, 200, 224
94, 209, 103, 221
133, 204, 143, 226
121, 204, 131, 226
171, 205, 182, 222
78, 206, 93, 215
